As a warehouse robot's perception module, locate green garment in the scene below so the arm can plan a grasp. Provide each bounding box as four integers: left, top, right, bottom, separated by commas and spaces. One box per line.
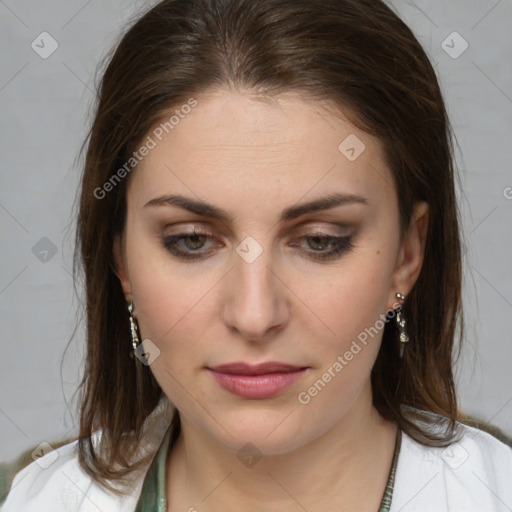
135, 427, 401, 512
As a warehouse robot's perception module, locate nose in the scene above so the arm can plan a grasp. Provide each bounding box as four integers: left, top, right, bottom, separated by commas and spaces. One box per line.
221, 246, 289, 342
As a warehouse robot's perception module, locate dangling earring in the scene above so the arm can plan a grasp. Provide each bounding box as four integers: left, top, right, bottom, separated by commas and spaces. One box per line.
395, 293, 409, 358
128, 300, 141, 350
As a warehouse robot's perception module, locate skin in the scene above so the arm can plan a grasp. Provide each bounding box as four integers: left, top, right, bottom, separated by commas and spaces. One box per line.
114, 88, 429, 511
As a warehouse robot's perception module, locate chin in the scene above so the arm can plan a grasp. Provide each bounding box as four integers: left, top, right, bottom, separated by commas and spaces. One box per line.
208, 412, 311, 456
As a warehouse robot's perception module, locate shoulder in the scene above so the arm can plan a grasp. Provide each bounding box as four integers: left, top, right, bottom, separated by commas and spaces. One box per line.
1, 396, 175, 512
391, 418, 512, 512
0, 439, 140, 512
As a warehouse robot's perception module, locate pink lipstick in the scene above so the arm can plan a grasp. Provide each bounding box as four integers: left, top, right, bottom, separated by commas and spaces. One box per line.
208, 362, 308, 399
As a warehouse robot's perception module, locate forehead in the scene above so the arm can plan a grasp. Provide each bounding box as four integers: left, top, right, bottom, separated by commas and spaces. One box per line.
130, 89, 395, 214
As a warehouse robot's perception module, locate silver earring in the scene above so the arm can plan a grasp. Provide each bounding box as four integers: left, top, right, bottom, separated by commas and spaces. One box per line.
128, 301, 141, 350
395, 293, 409, 358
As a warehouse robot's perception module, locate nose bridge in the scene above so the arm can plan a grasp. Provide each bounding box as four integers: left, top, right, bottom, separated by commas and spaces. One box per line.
222, 238, 288, 340
237, 249, 273, 300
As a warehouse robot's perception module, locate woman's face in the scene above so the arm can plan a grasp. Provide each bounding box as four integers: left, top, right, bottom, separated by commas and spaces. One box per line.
114, 88, 427, 454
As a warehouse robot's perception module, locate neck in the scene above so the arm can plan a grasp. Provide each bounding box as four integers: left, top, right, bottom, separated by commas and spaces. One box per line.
166, 384, 398, 512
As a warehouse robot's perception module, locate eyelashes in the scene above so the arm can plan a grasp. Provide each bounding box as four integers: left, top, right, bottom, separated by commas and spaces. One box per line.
161, 229, 354, 262
162, 232, 220, 260
289, 233, 354, 260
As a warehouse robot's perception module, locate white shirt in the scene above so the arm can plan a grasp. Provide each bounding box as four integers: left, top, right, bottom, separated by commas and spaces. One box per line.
2, 399, 511, 511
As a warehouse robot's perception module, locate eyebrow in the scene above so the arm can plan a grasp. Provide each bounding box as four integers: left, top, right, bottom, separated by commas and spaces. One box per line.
143, 192, 368, 222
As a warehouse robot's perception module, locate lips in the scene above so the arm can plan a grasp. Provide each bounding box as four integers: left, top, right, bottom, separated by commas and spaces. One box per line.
208, 361, 306, 375
207, 361, 308, 399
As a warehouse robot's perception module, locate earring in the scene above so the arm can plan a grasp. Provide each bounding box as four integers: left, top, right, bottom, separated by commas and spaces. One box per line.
395, 293, 409, 358
128, 301, 141, 350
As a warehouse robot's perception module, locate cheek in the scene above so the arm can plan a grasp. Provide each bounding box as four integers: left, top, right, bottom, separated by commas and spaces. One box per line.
124, 232, 227, 387
292, 256, 394, 419
128, 261, 217, 403
297, 251, 395, 346
131, 266, 217, 347
123, 225, 199, 341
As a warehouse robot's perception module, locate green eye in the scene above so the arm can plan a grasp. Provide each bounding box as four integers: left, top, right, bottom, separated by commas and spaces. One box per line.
291, 234, 354, 261
162, 231, 218, 260
183, 234, 208, 250
162, 231, 354, 262
307, 235, 331, 251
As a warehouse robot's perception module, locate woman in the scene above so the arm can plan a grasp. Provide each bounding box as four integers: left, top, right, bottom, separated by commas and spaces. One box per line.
2, 0, 511, 510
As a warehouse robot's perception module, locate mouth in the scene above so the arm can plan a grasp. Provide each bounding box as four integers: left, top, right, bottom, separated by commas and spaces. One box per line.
207, 361, 309, 399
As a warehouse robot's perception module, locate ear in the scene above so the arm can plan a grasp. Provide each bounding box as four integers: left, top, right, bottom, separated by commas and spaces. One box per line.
113, 234, 133, 303
388, 201, 429, 308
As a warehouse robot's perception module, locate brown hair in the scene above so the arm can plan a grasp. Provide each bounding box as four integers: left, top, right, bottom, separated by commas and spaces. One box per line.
75, 0, 463, 490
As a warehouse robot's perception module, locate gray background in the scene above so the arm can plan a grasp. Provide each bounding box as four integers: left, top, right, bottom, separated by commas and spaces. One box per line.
0, 0, 511, 462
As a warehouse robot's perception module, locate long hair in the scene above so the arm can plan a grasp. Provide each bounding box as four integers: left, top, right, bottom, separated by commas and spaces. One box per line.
75, 0, 463, 490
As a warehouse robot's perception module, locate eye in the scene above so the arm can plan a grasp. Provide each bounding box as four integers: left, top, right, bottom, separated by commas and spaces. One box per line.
161, 228, 354, 262
290, 232, 354, 261
307, 235, 332, 251
161, 229, 221, 260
